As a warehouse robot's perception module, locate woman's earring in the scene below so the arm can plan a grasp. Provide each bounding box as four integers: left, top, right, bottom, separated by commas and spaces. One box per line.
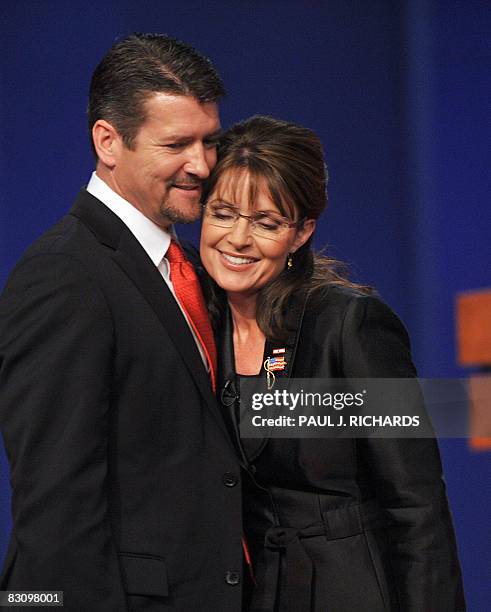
287, 253, 293, 270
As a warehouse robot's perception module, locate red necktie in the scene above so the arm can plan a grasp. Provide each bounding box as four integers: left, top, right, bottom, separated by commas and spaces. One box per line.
166, 240, 217, 391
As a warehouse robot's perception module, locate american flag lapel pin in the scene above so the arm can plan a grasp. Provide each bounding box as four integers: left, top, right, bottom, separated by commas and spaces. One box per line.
264, 348, 287, 389
270, 347, 287, 371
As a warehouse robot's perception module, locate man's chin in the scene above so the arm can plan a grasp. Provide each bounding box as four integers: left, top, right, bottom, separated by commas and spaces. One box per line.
159, 201, 202, 225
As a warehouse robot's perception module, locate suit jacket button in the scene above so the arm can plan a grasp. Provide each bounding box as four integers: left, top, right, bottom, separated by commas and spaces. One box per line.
225, 570, 240, 585
223, 472, 238, 487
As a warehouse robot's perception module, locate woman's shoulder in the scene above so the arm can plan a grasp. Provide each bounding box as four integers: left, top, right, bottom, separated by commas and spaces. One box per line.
302, 284, 414, 376
306, 283, 377, 314
305, 283, 407, 334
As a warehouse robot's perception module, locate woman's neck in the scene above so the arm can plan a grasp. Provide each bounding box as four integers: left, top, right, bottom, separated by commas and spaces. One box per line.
227, 292, 266, 375
228, 292, 258, 334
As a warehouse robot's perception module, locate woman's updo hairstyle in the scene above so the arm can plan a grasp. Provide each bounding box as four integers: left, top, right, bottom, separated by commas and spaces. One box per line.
204, 116, 370, 340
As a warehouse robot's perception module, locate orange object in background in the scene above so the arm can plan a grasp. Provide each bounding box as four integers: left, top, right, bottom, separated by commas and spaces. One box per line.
456, 289, 491, 450
457, 289, 491, 366
468, 375, 491, 450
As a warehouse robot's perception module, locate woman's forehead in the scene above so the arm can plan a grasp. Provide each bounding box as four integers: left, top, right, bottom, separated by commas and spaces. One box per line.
212, 170, 265, 202
210, 168, 295, 217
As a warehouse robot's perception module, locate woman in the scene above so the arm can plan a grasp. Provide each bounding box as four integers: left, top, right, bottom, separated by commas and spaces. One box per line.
199, 116, 465, 611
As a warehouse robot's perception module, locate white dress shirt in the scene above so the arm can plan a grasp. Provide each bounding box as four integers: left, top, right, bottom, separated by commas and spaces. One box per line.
86, 171, 208, 369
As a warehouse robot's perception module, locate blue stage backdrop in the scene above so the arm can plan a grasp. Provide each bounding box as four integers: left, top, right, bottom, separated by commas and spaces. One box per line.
1, 1, 490, 608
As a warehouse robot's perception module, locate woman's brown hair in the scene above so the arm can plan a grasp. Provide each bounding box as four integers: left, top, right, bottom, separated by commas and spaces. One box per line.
203, 115, 371, 340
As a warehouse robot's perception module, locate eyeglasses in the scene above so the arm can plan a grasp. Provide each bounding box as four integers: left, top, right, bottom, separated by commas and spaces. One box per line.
203, 201, 303, 239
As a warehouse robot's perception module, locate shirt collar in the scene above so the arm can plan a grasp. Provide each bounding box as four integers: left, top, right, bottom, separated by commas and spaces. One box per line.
86, 171, 172, 266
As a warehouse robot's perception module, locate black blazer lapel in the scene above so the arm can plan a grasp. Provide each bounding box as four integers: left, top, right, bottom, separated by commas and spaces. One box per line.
69, 190, 225, 429
265, 290, 308, 380
219, 292, 308, 464
246, 292, 308, 461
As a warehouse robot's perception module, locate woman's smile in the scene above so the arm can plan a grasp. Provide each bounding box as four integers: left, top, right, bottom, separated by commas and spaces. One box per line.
219, 250, 260, 268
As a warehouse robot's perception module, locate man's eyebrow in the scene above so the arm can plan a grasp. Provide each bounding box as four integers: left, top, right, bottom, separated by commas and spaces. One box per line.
204, 128, 224, 141
159, 129, 223, 143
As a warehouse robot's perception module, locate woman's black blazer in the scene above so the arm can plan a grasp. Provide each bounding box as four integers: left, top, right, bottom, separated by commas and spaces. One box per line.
218, 285, 465, 612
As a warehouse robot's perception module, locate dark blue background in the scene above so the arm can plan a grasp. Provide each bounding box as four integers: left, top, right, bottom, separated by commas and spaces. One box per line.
1, 1, 490, 608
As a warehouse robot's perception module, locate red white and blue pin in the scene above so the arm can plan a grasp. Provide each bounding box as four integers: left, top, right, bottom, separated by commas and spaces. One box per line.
264, 348, 286, 389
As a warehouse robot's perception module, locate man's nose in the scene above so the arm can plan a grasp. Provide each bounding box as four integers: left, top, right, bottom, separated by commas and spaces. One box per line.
183, 143, 215, 179
226, 217, 254, 249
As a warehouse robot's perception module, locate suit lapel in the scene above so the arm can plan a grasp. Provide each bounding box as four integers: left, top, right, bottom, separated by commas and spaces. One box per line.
69, 190, 229, 440
216, 308, 249, 468
111, 232, 214, 402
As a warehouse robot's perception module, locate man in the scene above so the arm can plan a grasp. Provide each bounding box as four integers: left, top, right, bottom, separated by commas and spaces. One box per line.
0, 34, 243, 611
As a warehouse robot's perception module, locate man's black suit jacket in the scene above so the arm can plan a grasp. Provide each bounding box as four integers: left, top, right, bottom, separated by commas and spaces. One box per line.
0, 190, 243, 611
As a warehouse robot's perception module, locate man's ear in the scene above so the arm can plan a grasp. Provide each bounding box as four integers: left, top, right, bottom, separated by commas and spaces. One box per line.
92, 119, 121, 168
291, 219, 316, 253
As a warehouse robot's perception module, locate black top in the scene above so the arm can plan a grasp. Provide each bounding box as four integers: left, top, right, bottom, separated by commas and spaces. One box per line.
217, 286, 465, 612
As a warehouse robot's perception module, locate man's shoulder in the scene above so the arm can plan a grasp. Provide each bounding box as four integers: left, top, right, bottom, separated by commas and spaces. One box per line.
17, 191, 114, 267
17, 187, 124, 262
4, 208, 108, 294
22, 213, 86, 256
